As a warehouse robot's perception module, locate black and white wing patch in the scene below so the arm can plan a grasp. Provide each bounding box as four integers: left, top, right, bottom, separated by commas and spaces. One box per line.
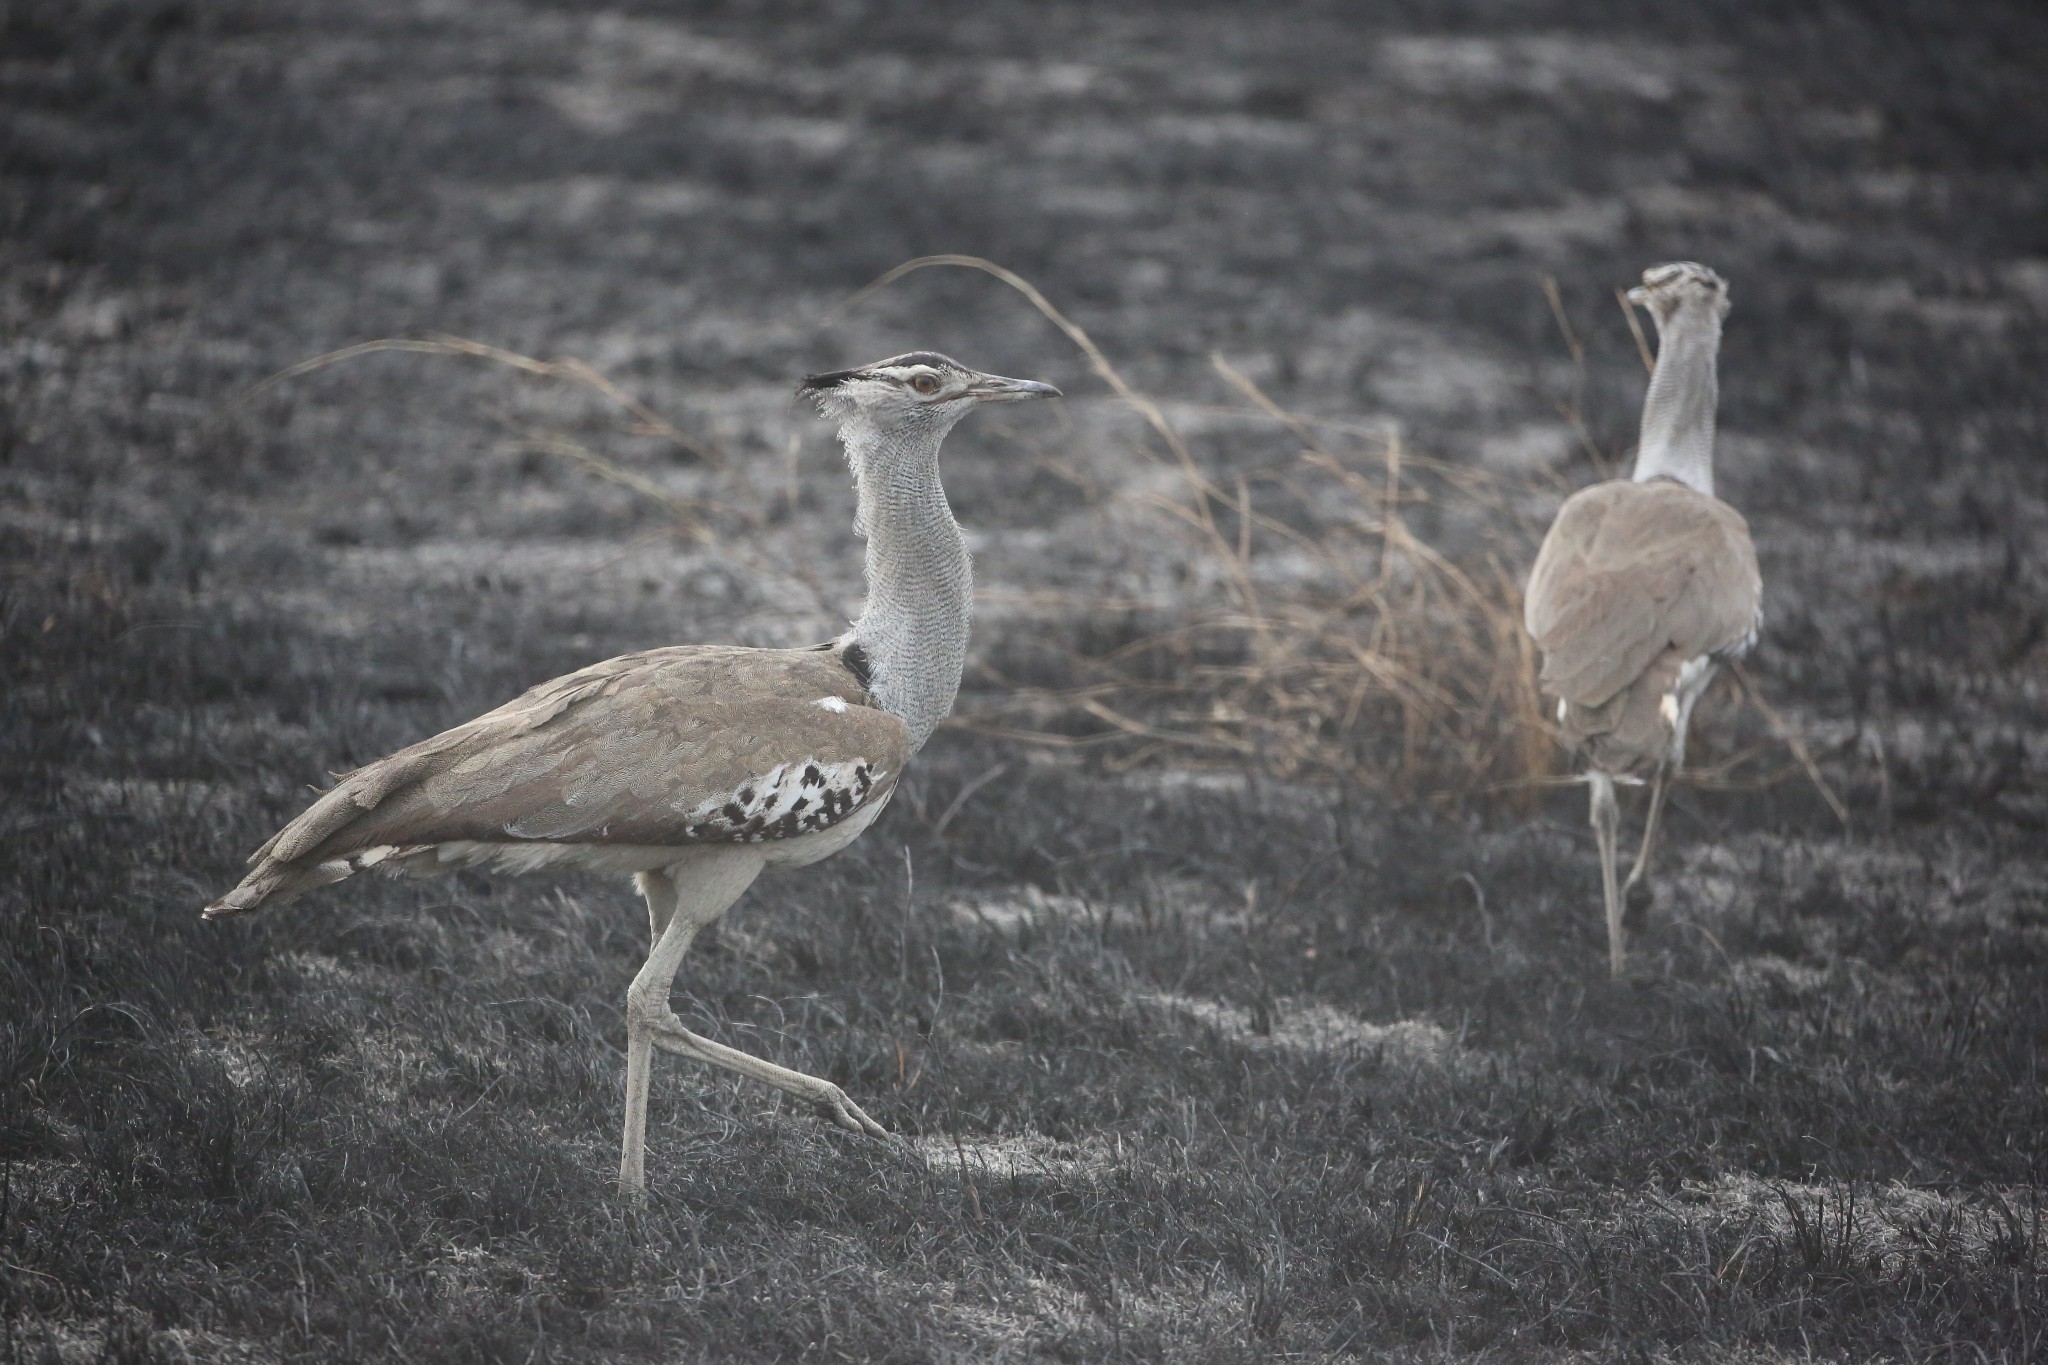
678, 757, 889, 843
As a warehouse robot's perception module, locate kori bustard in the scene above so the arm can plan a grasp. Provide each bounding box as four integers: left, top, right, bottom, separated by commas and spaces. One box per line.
1524, 264, 1762, 978
205, 353, 1059, 1196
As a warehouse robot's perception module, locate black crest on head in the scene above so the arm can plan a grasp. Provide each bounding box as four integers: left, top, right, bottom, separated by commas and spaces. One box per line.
797, 352, 964, 399
797, 368, 860, 396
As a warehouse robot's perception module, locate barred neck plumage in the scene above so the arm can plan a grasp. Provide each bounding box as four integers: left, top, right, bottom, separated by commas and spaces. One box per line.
838, 419, 972, 753
1632, 298, 1723, 497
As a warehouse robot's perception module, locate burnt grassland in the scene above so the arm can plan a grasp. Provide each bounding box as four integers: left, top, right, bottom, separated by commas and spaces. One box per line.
4, 1, 2047, 1360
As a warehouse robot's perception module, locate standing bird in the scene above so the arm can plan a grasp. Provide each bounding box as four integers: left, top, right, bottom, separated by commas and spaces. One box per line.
1524, 263, 1761, 977
205, 353, 1060, 1196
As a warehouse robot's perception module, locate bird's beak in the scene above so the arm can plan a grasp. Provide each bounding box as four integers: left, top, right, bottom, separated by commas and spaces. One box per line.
1625, 285, 1651, 306
966, 373, 1062, 404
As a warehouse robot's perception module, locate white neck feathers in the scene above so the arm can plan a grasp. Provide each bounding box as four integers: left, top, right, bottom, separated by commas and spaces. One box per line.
837, 418, 972, 753
1632, 299, 1723, 497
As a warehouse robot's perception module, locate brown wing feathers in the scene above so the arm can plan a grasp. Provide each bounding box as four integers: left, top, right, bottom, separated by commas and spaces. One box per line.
1525, 481, 1760, 708
206, 645, 908, 917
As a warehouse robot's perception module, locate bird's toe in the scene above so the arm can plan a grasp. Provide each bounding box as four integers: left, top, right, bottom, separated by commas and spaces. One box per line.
816, 1087, 890, 1139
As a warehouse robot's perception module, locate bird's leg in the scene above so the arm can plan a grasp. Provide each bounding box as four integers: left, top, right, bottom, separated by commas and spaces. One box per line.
644, 1019, 889, 1139
619, 851, 762, 1200
620, 869, 688, 1200
1621, 763, 1671, 932
1589, 771, 1626, 979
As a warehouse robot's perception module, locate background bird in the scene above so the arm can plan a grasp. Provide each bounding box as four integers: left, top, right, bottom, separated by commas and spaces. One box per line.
1524, 263, 1762, 978
205, 352, 1060, 1196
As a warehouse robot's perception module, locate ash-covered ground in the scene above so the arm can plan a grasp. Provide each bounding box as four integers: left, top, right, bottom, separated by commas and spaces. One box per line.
4, 2, 2045, 1361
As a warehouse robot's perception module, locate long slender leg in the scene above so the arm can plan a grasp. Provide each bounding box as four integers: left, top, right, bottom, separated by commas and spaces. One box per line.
1621, 762, 1670, 932
1589, 770, 1626, 979
645, 1017, 888, 1138
620, 869, 686, 1200
619, 849, 763, 1200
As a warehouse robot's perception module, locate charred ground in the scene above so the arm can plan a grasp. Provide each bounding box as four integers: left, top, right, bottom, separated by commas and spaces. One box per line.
3, 1, 2046, 1361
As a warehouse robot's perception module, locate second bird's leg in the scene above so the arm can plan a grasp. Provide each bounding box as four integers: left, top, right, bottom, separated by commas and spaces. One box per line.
1620, 762, 1671, 932
1589, 771, 1626, 979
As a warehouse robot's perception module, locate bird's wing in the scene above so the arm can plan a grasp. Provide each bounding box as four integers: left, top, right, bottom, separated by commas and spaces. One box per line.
1524, 480, 1761, 707
243, 643, 908, 869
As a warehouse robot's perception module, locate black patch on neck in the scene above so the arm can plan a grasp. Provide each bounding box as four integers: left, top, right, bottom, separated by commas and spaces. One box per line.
839, 640, 874, 689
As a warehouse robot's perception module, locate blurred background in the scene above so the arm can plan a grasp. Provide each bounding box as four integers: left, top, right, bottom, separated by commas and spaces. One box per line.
4, 2, 2045, 1360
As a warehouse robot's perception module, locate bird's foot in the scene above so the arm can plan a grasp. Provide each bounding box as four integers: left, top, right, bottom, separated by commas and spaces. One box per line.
815, 1085, 891, 1140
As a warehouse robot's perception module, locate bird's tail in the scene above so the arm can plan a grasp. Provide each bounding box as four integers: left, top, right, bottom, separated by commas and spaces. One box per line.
202, 842, 436, 918
202, 856, 355, 918
201, 745, 445, 919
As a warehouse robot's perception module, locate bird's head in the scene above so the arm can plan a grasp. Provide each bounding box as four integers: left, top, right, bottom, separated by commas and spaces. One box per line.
1627, 261, 1730, 327
798, 352, 1061, 439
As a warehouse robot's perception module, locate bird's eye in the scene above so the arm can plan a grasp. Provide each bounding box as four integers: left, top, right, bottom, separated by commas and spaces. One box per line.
910, 373, 940, 395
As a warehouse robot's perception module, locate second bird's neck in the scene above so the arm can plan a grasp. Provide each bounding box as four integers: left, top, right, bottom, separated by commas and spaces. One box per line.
1632, 303, 1723, 497
842, 423, 972, 754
